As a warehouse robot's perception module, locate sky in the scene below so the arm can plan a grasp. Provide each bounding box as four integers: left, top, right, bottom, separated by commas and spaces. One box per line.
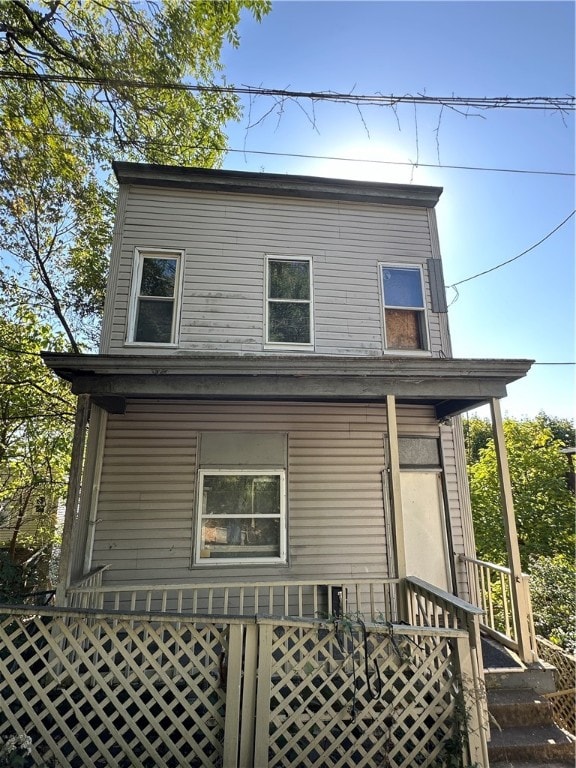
219, 0, 575, 420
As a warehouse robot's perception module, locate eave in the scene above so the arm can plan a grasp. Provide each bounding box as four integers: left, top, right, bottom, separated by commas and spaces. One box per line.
112, 162, 443, 208
42, 353, 533, 419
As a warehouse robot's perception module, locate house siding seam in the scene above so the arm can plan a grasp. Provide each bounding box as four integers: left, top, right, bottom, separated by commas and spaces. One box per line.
88, 400, 449, 586
104, 187, 444, 357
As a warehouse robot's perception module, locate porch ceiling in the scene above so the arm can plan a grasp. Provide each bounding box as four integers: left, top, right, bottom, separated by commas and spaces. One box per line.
42, 353, 533, 419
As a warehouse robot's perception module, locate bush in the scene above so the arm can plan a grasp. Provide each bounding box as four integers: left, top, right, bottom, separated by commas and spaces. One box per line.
529, 554, 576, 653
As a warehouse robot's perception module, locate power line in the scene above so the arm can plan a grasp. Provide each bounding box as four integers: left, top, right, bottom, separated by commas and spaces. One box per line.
0, 69, 574, 111
0, 126, 572, 178
533, 362, 575, 366
447, 210, 576, 289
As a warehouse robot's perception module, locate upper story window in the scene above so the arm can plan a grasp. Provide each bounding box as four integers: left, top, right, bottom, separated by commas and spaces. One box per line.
128, 249, 183, 345
266, 256, 313, 346
381, 265, 428, 351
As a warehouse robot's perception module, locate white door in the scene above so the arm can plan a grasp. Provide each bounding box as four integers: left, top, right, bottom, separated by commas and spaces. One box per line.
400, 471, 451, 591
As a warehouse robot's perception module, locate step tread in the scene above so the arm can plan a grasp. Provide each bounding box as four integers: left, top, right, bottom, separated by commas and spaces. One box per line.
488, 688, 554, 707
489, 724, 575, 747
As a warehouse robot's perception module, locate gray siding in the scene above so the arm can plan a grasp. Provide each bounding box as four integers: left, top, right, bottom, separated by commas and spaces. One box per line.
90, 400, 443, 587
102, 187, 446, 356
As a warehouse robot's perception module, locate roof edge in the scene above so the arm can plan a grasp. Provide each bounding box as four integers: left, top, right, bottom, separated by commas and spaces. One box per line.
112, 162, 443, 208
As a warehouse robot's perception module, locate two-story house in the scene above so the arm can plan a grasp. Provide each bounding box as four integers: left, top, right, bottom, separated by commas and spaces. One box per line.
43, 163, 531, 621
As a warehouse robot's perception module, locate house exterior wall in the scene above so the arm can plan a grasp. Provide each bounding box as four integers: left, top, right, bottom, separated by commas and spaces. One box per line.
83, 399, 454, 589
101, 185, 447, 358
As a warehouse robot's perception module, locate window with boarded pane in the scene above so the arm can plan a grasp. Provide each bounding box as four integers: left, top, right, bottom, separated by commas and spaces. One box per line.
381, 265, 428, 351
196, 470, 286, 564
266, 257, 312, 345
129, 250, 182, 344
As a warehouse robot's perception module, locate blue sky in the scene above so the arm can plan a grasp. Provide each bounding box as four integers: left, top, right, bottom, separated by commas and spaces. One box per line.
220, 0, 575, 420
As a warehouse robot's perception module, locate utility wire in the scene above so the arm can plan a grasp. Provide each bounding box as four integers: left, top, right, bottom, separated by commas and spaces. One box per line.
0, 125, 572, 178
447, 210, 576, 289
0, 70, 574, 111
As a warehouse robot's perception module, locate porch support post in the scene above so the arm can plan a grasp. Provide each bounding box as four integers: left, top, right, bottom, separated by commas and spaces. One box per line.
386, 394, 408, 620
489, 397, 534, 663
55, 394, 90, 606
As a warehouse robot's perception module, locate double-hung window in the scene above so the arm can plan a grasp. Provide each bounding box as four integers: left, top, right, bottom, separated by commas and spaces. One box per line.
128, 250, 182, 345
266, 256, 312, 346
381, 265, 428, 351
196, 469, 286, 564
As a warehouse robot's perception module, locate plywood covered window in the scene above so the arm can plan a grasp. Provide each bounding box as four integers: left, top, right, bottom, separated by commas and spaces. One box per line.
381, 265, 428, 351
266, 256, 313, 346
128, 249, 183, 345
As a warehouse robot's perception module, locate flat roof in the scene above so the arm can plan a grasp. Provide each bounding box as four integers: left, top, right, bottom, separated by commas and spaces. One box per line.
113, 162, 443, 208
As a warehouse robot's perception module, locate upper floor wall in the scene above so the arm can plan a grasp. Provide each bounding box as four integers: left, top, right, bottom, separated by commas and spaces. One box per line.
100, 164, 452, 358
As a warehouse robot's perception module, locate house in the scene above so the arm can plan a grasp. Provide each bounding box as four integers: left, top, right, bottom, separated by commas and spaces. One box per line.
43, 163, 531, 612
34, 163, 544, 767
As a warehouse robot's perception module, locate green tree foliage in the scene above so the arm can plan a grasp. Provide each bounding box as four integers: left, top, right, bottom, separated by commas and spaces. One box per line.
0, 0, 270, 344
0, 300, 74, 588
529, 555, 576, 652
466, 415, 575, 568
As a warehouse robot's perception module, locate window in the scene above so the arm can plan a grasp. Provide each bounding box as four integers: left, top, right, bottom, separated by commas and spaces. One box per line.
196, 470, 286, 564
128, 250, 182, 344
381, 265, 428, 351
266, 256, 312, 345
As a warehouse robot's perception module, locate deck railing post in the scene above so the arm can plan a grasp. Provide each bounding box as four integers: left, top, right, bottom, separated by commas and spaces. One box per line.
489, 397, 534, 664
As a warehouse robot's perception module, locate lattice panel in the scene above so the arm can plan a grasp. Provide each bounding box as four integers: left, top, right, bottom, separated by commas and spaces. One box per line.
0, 611, 228, 767
265, 624, 461, 767
537, 636, 576, 735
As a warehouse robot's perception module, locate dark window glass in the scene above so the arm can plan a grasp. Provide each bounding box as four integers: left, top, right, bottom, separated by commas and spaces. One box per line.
135, 299, 174, 343
141, 258, 176, 297
269, 303, 310, 344
269, 260, 310, 300
382, 267, 424, 308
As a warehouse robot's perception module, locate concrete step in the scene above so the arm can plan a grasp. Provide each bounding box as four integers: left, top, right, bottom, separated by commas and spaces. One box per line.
488, 723, 576, 764
488, 688, 555, 728
484, 662, 557, 694
490, 761, 575, 767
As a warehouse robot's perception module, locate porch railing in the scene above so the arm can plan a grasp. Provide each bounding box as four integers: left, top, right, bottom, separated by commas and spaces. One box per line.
67, 575, 402, 622
459, 554, 537, 662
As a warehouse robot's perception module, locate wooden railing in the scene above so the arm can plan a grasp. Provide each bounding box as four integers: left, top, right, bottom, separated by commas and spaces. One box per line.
67, 576, 402, 621
459, 554, 537, 662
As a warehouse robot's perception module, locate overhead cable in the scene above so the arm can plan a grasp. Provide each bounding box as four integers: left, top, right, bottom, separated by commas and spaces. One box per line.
0, 70, 573, 111
447, 210, 576, 289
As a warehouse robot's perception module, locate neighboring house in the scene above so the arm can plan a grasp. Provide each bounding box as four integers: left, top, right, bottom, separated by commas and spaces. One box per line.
43, 163, 532, 619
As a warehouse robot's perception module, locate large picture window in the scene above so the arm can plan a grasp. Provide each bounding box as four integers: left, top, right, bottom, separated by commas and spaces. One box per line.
266, 256, 312, 345
129, 250, 182, 344
196, 470, 286, 564
381, 265, 428, 351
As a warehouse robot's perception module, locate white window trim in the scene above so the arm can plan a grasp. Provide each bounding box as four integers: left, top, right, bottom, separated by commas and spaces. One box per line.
378, 262, 431, 355
264, 255, 314, 349
194, 468, 287, 566
126, 248, 184, 347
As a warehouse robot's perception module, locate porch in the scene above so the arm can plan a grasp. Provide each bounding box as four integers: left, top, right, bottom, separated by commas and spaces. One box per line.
1, 574, 488, 767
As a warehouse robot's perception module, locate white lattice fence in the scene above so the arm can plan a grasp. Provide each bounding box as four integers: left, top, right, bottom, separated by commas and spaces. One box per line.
0, 606, 230, 767
0, 607, 486, 767
253, 619, 483, 768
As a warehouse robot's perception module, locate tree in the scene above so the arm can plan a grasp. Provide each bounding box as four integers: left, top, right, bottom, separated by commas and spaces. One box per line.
529, 555, 576, 653
468, 416, 575, 568
0, 300, 74, 592
0, 0, 270, 345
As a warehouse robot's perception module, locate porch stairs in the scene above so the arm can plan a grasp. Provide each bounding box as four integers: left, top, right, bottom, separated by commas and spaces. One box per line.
483, 637, 575, 767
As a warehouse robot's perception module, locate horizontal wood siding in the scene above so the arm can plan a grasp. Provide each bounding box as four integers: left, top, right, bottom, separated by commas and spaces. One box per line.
104, 187, 445, 356
91, 400, 440, 587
